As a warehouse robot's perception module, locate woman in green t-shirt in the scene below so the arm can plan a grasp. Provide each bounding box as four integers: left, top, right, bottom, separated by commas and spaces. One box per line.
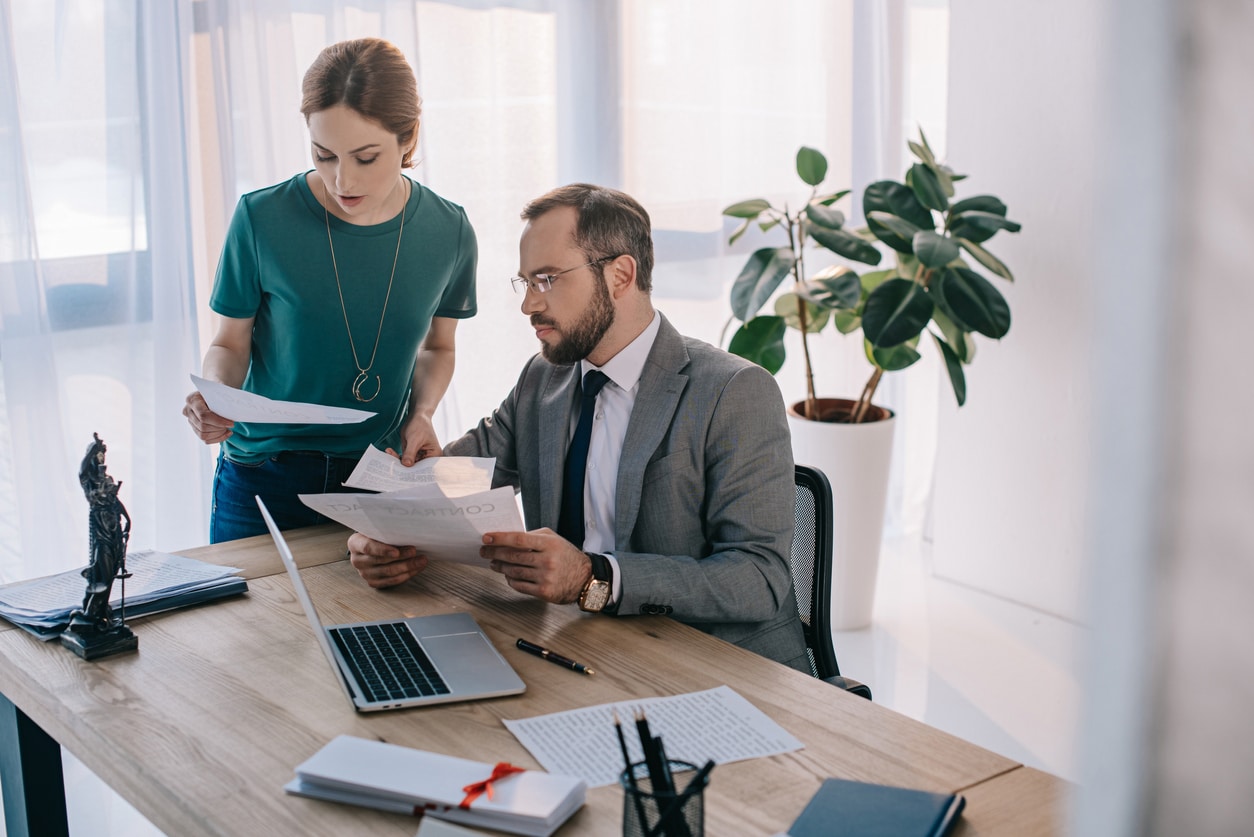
182, 38, 477, 542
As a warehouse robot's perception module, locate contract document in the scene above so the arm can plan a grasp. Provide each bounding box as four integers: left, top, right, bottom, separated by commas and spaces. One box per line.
342, 446, 495, 494
191, 374, 375, 424
503, 685, 804, 787
299, 486, 524, 565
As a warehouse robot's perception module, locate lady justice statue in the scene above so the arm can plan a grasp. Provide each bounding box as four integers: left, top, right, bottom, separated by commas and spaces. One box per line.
60, 433, 138, 659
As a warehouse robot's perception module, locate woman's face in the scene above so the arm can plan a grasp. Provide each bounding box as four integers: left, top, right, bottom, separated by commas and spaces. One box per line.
307, 104, 408, 225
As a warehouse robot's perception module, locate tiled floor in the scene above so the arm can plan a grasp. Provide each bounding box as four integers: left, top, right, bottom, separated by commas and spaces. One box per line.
1, 533, 1082, 835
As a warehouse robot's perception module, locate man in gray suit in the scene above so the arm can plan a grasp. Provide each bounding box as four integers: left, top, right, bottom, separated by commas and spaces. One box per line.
348, 184, 808, 671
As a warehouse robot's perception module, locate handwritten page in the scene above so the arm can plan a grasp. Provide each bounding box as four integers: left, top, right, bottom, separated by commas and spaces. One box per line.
343, 447, 495, 495
503, 686, 804, 787
191, 375, 375, 424
299, 486, 524, 564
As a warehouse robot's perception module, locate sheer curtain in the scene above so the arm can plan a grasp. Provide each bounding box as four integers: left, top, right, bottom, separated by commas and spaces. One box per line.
0, 0, 205, 586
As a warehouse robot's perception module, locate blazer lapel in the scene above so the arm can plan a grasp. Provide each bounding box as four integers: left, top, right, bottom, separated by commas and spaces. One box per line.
538, 363, 581, 529
615, 317, 689, 543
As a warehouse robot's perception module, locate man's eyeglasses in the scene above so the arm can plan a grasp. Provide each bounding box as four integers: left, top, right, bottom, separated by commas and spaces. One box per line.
510, 254, 621, 294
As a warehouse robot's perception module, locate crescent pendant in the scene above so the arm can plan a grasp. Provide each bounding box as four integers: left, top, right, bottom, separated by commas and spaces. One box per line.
352, 372, 381, 403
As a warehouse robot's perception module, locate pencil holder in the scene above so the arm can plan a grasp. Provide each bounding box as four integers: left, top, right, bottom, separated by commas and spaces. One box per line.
620, 759, 704, 837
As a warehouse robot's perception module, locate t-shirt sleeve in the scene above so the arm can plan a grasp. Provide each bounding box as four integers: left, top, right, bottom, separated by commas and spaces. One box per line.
209, 196, 262, 319
433, 207, 478, 320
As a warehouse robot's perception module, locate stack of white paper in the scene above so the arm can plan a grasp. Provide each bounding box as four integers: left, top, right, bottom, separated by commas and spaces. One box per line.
0, 550, 248, 640
299, 449, 525, 565
285, 735, 585, 837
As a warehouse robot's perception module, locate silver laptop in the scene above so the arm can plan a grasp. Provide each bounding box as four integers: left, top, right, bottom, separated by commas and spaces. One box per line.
256, 496, 525, 712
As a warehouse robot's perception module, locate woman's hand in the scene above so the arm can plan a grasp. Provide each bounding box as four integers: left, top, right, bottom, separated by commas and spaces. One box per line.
395, 413, 441, 466
183, 391, 234, 444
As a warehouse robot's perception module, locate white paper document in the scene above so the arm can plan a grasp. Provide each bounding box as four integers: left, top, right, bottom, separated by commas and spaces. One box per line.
503, 685, 804, 788
191, 374, 375, 424
299, 486, 524, 564
343, 447, 495, 494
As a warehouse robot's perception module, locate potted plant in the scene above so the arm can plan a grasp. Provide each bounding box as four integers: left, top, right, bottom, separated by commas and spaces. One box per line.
722, 130, 1020, 627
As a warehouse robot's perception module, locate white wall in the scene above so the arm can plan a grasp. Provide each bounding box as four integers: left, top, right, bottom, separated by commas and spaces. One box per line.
930, 0, 1102, 622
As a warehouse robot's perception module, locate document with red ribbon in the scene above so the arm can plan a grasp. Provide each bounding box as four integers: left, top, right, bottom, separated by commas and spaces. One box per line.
284, 735, 585, 837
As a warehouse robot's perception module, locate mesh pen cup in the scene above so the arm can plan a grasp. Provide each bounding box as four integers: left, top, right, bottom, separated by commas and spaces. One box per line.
620, 760, 704, 837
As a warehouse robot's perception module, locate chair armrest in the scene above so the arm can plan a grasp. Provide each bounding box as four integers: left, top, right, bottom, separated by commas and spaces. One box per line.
822, 675, 872, 700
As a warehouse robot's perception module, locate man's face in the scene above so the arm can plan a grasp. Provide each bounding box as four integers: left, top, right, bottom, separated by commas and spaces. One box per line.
518, 206, 615, 365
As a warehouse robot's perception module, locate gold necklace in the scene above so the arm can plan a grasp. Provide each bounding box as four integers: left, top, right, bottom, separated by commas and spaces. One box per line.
322, 178, 407, 402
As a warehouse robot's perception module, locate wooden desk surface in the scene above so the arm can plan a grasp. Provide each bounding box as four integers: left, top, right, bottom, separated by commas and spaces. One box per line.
0, 526, 1067, 836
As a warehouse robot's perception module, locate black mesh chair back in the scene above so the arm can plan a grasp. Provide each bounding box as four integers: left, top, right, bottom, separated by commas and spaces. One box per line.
792, 464, 872, 699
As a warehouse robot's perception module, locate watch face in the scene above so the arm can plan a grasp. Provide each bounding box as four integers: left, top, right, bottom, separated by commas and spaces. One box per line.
580, 579, 610, 612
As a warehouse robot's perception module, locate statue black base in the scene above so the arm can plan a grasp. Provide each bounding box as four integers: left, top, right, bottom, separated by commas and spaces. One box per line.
59, 616, 138, 660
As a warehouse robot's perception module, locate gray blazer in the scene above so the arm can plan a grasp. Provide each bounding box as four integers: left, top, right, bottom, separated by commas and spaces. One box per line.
446, 315, 809, 671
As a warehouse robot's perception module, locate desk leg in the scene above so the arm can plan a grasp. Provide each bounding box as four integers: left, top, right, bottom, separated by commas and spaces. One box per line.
0, 692, 69, 837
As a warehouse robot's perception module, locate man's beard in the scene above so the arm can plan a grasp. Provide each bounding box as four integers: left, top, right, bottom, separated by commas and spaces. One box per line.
535, 274, 615, 365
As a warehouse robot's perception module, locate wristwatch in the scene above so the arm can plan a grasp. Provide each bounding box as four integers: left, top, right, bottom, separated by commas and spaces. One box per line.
578, 552, 612, 612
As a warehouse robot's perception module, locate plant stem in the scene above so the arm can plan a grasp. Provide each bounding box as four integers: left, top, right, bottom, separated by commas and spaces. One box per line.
784, 208, 817, 419
852, 367, 884, 423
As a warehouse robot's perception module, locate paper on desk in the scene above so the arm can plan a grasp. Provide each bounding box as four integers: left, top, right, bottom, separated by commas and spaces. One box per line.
0, 550, 247, 639
343, 446, 495, 494
503, 685, 804, 788
191, 374, 375, 424
299, 486, 524, 564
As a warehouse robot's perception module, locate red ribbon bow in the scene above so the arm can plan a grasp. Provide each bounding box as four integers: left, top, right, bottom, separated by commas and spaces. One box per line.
459, 762, 526, 810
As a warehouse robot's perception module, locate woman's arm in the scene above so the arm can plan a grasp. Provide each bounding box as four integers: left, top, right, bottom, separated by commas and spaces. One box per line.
183, 315, 254, 444
396, 316, 459, 465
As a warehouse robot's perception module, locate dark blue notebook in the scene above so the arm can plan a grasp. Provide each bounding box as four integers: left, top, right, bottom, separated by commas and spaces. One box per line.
787, 778, 966, 837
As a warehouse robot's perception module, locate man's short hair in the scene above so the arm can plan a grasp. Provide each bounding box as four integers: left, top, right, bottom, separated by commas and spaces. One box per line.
521, 184, 654, 292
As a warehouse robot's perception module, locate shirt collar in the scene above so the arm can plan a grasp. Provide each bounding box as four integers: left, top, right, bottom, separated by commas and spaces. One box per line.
581, 312, 661, 392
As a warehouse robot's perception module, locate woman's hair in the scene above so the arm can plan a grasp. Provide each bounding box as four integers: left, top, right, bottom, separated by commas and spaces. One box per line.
521, 184, 655, 292
300, 38, 421, 168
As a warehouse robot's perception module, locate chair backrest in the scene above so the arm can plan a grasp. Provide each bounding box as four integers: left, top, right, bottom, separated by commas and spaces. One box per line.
791, 464, 842, 680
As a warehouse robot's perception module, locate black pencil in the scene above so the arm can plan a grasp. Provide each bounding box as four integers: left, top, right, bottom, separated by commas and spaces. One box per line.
615, 710, 649, 828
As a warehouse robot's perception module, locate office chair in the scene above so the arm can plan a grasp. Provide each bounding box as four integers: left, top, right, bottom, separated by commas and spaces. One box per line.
792, 464, 873, 700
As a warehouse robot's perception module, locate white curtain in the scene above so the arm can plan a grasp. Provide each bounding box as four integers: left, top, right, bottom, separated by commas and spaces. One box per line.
0, 0, 206, 585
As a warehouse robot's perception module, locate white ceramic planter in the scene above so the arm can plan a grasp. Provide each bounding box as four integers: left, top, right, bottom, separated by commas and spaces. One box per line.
787, 398, 895, 630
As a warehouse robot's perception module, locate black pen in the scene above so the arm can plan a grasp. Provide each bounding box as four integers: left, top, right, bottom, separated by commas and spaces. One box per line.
515, 638, 595, 675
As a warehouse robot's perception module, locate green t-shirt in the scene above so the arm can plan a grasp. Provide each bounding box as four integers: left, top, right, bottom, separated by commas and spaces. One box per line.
210, 173, 477, 464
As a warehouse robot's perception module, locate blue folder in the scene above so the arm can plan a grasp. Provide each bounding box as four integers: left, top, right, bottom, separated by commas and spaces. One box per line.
787, 777, 965, 837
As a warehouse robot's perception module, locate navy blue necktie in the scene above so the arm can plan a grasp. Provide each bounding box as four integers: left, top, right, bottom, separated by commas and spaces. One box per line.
558, 370, 610, 547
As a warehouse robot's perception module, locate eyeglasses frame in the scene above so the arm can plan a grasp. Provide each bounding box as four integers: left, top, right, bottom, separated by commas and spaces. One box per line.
509, 254, 623, 294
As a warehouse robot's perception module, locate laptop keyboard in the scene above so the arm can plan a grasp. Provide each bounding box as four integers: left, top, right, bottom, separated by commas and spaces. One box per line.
329, 622, 451, 703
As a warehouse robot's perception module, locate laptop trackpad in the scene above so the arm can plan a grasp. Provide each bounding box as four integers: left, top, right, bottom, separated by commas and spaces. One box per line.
422, 632, 509, 690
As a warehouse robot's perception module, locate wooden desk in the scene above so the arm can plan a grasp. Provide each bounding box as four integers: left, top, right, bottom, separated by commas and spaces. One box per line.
0, 526, 1066, 836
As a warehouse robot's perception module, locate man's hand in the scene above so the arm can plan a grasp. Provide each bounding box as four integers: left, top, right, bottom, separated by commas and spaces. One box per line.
347, 532, 429, 588
183, 391, 233, 444
479, 529, 591, 604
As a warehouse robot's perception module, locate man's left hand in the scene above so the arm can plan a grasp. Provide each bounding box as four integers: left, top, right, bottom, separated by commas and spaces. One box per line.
480, 529, 590, 604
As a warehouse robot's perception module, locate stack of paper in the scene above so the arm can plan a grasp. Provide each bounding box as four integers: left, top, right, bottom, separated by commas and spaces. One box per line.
285, 735, 586, 837
0, 550, 248, 640
299, 448, 525, 565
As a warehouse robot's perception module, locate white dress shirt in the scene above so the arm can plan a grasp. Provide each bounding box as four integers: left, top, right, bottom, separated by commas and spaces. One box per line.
570, 312, 661, 604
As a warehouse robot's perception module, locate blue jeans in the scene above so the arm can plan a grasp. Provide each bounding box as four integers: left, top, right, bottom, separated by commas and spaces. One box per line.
210, 451, 366, 543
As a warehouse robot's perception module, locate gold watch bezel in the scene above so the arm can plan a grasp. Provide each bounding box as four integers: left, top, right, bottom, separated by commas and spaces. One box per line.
579, 577, 611, 612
